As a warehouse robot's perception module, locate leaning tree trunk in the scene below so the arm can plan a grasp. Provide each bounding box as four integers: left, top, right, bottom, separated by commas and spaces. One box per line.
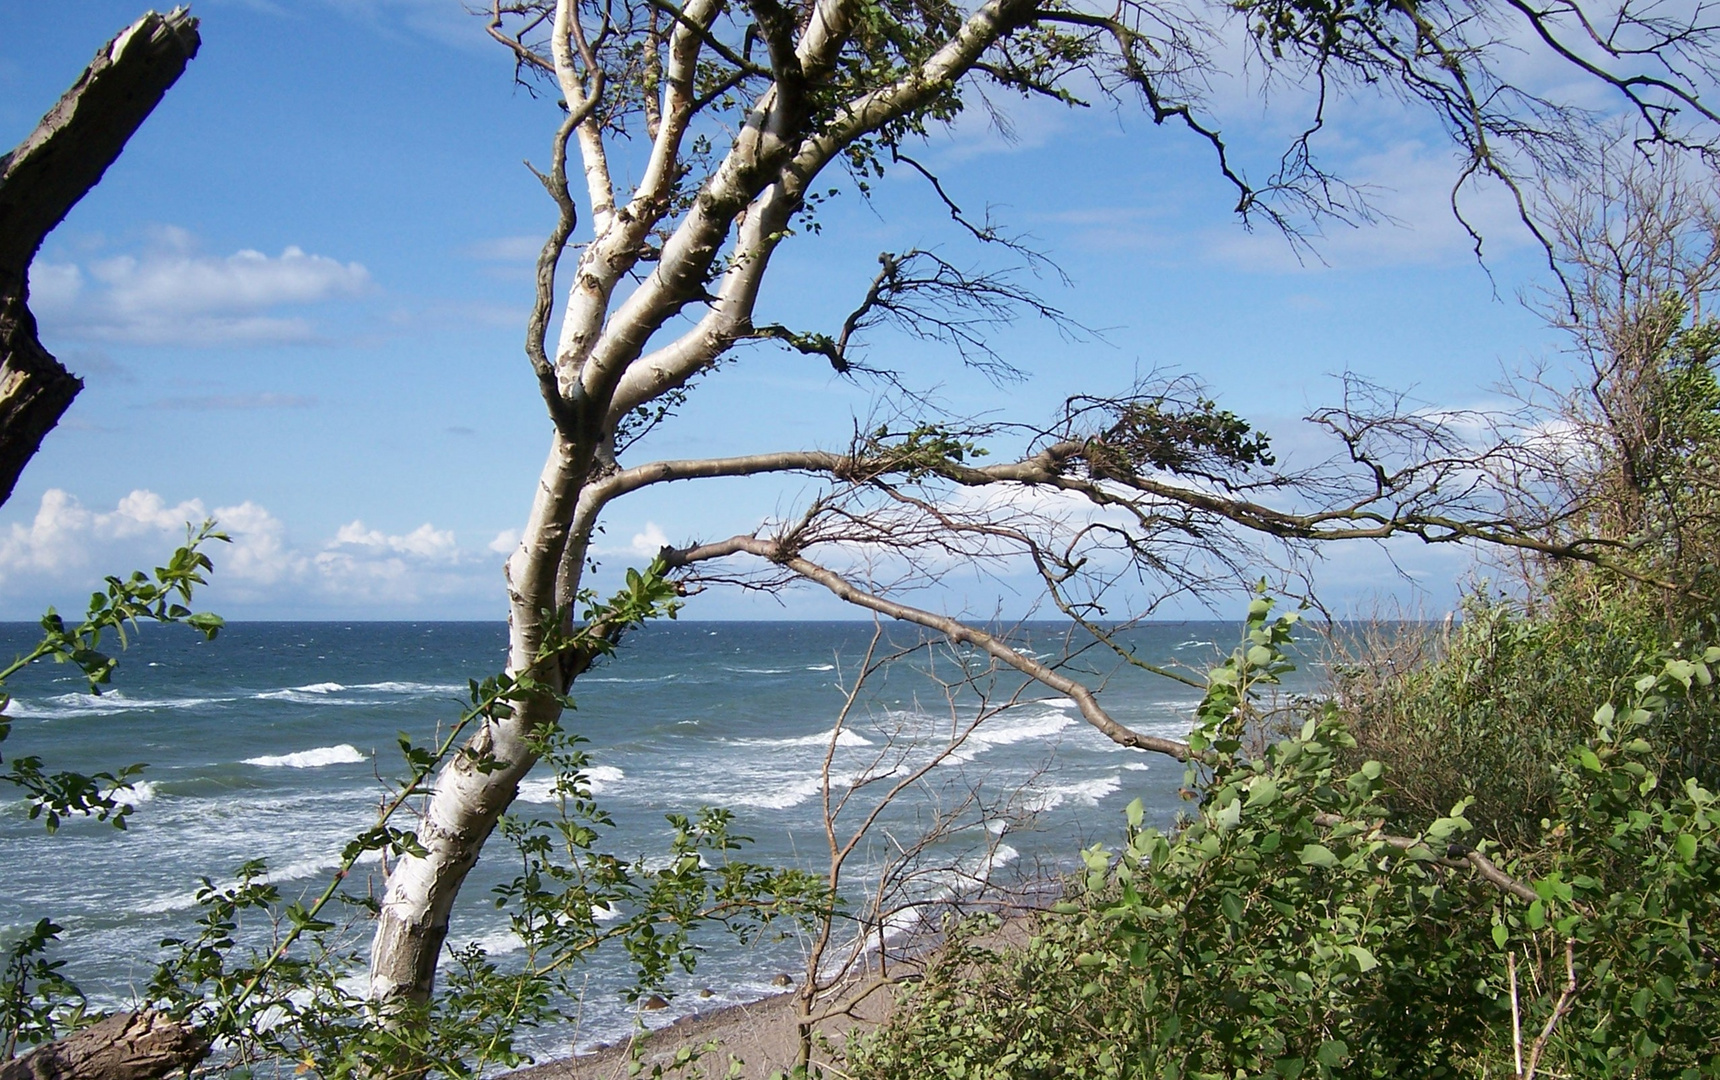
368, 430, 596, 1006
0, 1012, 206, 1080
0, 7, 200, 508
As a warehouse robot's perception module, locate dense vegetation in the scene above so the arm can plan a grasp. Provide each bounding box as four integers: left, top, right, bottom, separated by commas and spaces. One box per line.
849, 256, 1720, 1078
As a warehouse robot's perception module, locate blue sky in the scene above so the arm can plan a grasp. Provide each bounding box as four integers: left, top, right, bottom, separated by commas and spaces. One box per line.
0, 1, 1569, 620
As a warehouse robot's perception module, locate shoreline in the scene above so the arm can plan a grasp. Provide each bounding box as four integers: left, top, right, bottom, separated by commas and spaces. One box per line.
506, 905, 1045, 1080
509, 989, 816, 1080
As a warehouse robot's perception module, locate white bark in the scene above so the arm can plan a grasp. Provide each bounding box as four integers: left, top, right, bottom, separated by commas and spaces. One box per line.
366, 0, 1035, 1006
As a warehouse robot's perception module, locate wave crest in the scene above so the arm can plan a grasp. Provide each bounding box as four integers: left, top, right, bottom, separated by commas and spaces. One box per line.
243, 744, 366, 769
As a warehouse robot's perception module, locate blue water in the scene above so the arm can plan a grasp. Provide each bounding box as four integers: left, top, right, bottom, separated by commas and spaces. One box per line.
0, 620, 1312, 1057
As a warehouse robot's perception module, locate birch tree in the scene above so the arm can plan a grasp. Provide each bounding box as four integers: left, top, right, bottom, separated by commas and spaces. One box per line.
368, 0, 1720, 1008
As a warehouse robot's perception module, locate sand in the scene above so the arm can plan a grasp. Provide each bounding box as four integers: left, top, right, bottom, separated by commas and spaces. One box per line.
506, 912, 1039, 1079
504, 974, 895, 1080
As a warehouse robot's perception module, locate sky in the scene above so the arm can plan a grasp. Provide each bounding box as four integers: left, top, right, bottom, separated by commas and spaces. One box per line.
0, 1, 1579, 620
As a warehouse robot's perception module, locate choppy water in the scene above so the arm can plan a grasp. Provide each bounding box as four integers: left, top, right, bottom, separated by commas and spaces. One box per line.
0, 620, 1316, 1058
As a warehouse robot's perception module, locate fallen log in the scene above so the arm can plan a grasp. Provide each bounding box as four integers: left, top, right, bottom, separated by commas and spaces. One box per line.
0, 1012, 206, 1080
0, 8, 200, 507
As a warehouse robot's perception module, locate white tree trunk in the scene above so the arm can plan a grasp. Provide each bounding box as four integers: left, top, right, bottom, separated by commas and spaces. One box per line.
368, 432, 589, 1005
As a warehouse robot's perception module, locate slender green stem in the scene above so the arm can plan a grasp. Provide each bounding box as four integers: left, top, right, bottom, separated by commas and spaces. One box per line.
214, 680, 516, 1029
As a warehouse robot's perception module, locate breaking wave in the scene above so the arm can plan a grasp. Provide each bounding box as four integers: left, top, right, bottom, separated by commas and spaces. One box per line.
243, 744, 367, 769
515, 765, 626, 802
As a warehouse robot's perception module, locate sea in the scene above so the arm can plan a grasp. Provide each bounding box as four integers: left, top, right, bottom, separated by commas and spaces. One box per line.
0, 620, 1324, 1060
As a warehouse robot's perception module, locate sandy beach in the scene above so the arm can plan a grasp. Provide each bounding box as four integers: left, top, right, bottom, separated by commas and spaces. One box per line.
506, 912, 1040, 1079
505, 978, 893, 1080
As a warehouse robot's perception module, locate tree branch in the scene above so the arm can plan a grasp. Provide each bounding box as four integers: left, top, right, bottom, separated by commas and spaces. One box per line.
0, 8, 200, 508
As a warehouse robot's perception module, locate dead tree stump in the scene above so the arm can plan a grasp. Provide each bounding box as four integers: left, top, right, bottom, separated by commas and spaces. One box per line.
0, 1012, 206, 1080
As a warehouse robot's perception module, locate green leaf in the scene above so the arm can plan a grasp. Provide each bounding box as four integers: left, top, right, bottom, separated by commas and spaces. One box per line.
1297, 844, 1338, 868
1526, 900, 1545, 930
1221, 891, 1244, 922
1315, 1040, 1348, 1067
1244, 777, 1279, 809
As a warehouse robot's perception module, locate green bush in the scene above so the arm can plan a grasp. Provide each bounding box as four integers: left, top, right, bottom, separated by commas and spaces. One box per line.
849, 604, 1720, 1080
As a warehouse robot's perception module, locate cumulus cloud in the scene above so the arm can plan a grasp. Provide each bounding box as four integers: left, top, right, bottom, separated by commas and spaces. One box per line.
629, 522, 670, 556
325, 520, 459, 561
29, 226, 371, 346
0, 489, 210, 576
0, 490, 498, 616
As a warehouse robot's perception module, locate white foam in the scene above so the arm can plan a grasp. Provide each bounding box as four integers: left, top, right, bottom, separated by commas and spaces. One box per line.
351, 681, 463, 695
942, 709, 1076, 764
718, 773, 829, 810
466, 930, 525, 956
580, 673, 680, 684
1122, 762, 1150, 771
806, 663, 836, 672
292, 682, 346, 693
515, 765, 625, 803
243, 744, 366, 769
751, 729, 873, 749
119, 780, 157, 807
6, 691, 225, 719
1024, 775, 1122, 814
138, 887, 201, 914
137, 848, 382, 914
253, 689, 367, 706
269, 855, 341, 882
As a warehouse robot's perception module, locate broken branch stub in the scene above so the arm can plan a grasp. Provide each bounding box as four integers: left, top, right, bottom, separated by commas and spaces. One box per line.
0, 8, 200, 507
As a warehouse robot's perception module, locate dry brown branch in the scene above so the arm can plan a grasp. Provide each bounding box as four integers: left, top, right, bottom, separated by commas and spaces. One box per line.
1523, 938, 1581, 1080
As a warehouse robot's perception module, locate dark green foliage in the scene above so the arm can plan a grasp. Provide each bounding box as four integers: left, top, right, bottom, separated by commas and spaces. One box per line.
850, 603, 1720, 1080
1329, 595, 1692, 850
1087, 397, 1275, 483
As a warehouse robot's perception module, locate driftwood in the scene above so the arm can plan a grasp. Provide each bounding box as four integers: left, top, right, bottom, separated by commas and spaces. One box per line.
0, 8, 200, 508
0, 1012, 205, 1080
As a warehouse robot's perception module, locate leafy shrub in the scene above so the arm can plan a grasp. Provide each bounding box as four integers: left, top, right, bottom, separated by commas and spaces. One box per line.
849, 603, 1720, 1080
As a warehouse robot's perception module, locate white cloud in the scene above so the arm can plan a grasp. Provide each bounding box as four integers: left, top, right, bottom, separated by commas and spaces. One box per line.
629, 522, 670, 556
328, 521, 459, 560
0, 490, 497, 616
30, 227, 371, 346
584, 521, 672, 559
0, 489, 210, 575
928, 91, 1078, 164
1197, 142, 1531, 271
213, 500, 304, 586
316, 0, 491, 50
488, 529, 520, 554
